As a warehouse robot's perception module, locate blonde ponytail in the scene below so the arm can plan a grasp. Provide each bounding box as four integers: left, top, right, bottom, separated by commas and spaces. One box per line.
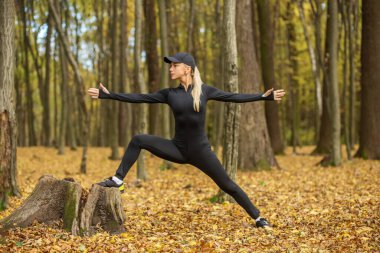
191, 66, 203, 112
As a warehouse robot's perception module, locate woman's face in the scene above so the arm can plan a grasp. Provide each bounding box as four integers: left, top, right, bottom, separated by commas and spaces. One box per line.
169, 62, 191, 80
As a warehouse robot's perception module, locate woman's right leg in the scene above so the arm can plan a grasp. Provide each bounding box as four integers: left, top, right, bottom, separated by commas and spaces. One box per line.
115, 134, 187, 179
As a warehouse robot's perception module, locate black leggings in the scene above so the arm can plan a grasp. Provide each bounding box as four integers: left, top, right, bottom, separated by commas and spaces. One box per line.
115, 134, 261, 219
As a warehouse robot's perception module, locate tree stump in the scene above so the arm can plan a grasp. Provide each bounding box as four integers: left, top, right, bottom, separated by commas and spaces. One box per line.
0, 175, 126, 236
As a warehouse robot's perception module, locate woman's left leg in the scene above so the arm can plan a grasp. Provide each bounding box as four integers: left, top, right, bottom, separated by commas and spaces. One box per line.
190, 151, 261, 220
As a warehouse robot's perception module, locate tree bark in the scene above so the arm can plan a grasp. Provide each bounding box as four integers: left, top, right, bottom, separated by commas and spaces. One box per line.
286, 1, 300, 154
20, 0, 37, 146
110, 0, 120, 160
340, 0, 352, 160
298, 0, 322, 144
314, 0, 333, 155
118, 0, 130, 148
355, 0, 380, 159
158, 0, 171, 140
187, 0, 195, 54
58, 42, 68, 155
0, 0, 21, 211
321, 0, 341, 166
144, 0, 160, 136
215, 0, 239, 203
135, 0, 148, 180
257, 0, 284, 154
42, 10, 53, 146
237, 0, 277, 170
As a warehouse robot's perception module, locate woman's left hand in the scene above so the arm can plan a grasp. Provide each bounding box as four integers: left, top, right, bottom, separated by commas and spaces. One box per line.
263, 87, 286, 101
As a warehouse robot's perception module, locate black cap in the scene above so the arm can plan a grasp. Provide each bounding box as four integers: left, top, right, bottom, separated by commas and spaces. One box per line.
164, 52, 196, 70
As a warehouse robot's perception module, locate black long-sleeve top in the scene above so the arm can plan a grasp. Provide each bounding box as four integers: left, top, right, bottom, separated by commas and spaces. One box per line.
98, 83, 274, 143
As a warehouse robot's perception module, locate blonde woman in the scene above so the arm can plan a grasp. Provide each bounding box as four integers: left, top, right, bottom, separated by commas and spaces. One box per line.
87, 52, 285, 228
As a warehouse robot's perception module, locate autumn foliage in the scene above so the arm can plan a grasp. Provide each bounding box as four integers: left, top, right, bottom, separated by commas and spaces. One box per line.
0, 146, 379, 252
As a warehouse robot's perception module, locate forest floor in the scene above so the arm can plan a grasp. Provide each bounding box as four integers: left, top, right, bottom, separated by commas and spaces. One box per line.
0, 146, 379, 252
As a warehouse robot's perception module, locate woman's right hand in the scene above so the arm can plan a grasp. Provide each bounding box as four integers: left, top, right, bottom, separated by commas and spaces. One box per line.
87, 83, 110, 99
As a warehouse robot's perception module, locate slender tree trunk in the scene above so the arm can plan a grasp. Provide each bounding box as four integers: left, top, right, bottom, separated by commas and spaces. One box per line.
144, 0, 160, 136
237, 0, 277, 170
57, 5, 69, 155
110, 0, 120, 160
211, 0, 224, 155
0, 0, 21, 211
135, 0, 148, 180
349, 0, 358, 149
95, 0, 107, 147
257, 0, 284, 154
158, 0, 174, 170
340, 0, 352, 160
15, 39, 25, 146
53, 33, 58, 148
314, 0, 333, 155
355, 0, 380, 159
322, 0, 341, 166
216, 0, 239, 203
187, 0, 195, 53
286, 1, 300, 154
58, 43, 68, 155
21, 0, 37, 146
158, 0, 171, 140
297, 0, 322, 145
118, 0, 129, 147
42, 10, 53, 146
48, 0, 89, 173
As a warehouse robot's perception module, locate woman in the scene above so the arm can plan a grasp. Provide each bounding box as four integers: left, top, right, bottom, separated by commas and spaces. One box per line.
87, 52, 285, 228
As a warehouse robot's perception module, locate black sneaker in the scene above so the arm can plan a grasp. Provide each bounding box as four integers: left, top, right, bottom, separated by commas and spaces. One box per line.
96, 177, 125, 193
255, 217, 272, 229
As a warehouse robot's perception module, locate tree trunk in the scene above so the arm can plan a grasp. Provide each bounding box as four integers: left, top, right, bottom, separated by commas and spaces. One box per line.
48, 0, 89, 173
297, 0, 322, 144
257, 0, 284, 154
211, 0, 224, 156
0, 175, 126, 236
349, 0, 358, 148
110, 0, 120, 160
314, 0, 333, 155
158, 0, 174, 170
21, 0, 37, 146
340, 0, 352, 160
42, 10, 53, 146
187, 0, 195, 54
237, 0, 277, 170
118, 0, 130, 148
135, 0, 148, 180
58, 42, 68, 155
321, 0, 341, 166
158, 0, 171, 140
215, 0, 239, 203
286, 1, 300, 154
144, 0, 160, 136
0, 0, 21, 211
355, 0, 380, 159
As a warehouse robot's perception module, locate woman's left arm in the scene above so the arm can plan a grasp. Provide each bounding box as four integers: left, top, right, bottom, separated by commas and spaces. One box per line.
206, 84, 285, 103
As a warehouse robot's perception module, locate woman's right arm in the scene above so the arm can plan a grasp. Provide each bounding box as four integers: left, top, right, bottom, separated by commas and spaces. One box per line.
99, 88, 169, 103
88, 83, 169, 104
